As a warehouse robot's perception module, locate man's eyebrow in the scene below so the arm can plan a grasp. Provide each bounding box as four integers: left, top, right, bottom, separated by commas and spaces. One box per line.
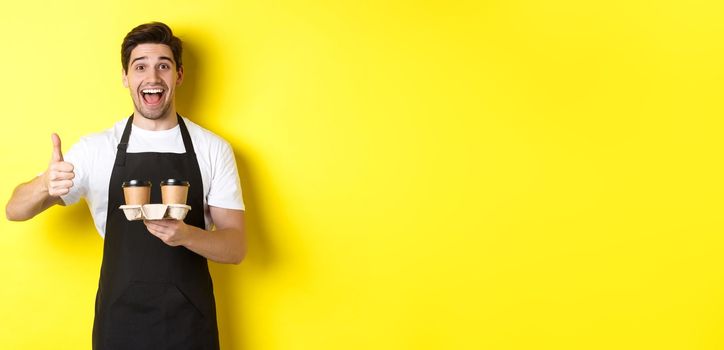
130, 56, 175, 65
131, 56, 148, 65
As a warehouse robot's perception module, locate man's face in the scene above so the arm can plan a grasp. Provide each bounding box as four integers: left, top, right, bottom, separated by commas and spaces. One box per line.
123, 43, 183, 120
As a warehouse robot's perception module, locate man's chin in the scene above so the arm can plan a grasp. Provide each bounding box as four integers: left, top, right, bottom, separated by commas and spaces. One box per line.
135, 103, 171, 120
140, 112, 164, 120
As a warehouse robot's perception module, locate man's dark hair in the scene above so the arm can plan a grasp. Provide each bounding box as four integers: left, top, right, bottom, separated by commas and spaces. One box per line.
121, 22, 183, 73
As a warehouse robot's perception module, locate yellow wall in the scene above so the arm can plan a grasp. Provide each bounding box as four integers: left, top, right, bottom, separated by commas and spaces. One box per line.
2, 0, 724, 349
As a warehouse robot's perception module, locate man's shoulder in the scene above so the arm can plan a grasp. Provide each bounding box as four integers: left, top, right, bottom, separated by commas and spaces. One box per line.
72, 118, 127, 151
183, 117, 232, 150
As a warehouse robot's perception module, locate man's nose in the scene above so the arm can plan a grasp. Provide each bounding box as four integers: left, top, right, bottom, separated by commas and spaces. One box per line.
146, 68, 162, 82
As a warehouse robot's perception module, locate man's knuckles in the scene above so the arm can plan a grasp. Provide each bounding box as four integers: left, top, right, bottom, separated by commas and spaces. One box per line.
49, 187, 69, 196
52, 172, 75, 181
49, 179, 73, 192
54, 180, 73, 188
49, 162, 74, 172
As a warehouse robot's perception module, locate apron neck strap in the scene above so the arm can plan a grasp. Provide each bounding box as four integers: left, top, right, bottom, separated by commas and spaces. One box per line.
115, 114, 196, 167
177, 116, 197, 156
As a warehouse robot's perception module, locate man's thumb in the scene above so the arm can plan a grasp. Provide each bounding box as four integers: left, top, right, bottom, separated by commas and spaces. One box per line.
51, 133, 63, 162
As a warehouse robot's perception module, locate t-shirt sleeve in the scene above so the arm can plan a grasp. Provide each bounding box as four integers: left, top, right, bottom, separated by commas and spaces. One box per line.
60, 138, 89, 206
207, 140, 245, 210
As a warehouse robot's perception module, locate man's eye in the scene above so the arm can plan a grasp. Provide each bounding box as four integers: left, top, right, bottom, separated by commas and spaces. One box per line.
135, 65, 145, 71
159, 64, 169, 70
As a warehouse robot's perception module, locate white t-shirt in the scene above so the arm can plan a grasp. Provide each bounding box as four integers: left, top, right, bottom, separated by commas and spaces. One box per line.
60, 116, 245, 237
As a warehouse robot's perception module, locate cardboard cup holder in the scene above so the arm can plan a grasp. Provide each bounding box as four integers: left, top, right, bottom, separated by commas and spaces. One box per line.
119, 204, 191, 221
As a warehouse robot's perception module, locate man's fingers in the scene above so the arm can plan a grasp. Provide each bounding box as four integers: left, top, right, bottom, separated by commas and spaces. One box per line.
144, 220, 179, 235
144, 222, 169, 240
143, 221, 183, 247
49, 161, 74, 173
48, 169, 75, 181
51, 133, 64, 162
49, 187, 70, 196
47, 164, 74, 196
48, 179, 72, 196
144, 220, 175, 228
144, 220, 164, 232
48, 180, 73, 196
44, 138, 74, 197
50, 180, 74, 189
145, 220, 174, 229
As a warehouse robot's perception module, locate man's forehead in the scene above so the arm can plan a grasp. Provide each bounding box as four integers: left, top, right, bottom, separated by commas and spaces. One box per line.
130, 43, 174, 61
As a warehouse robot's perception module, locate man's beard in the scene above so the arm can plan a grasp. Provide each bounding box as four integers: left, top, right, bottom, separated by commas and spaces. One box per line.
134, 98, 173, 120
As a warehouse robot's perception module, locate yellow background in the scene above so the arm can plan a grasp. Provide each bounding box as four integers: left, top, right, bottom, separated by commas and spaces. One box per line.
1, 0, 723, 349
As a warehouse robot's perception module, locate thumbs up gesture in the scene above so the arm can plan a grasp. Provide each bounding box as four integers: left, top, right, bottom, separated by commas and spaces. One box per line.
45, 133, 75, 197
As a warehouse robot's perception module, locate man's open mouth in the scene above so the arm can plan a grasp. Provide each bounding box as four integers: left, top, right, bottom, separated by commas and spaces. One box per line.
141, 88, 165, 106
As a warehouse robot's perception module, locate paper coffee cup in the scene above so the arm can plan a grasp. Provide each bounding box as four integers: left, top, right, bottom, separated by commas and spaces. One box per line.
161, 179, 190, 204
122, 180, 151, 205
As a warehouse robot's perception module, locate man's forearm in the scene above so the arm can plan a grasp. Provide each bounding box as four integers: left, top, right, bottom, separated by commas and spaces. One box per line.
143, 208, 246, 264
6, 175, 59, 221
183, 226, 246, 264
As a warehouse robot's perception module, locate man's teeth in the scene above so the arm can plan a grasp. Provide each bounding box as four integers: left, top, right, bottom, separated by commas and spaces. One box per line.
142, 89, 163, 94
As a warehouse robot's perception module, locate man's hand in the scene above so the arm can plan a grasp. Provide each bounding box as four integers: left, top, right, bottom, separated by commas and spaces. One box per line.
143, 205, 246, 264
142, 207, 246, 264
44, 133, 75, 197
5, 133, 74, 220
144, 219, 193, 246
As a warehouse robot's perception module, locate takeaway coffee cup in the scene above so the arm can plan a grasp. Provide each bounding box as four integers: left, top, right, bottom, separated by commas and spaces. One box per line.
122, 180, 151, 205
161, 179, 190, 204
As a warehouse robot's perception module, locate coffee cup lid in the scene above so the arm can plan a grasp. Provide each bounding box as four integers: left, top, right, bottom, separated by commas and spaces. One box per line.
161, 179, 190, 186
122, 180, 151, 187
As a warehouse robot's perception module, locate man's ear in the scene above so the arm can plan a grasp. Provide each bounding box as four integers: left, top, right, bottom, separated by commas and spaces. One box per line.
176, 66, 184, 86
122, 69, 128, 88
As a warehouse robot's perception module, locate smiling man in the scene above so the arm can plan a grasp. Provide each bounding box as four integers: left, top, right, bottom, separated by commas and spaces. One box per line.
5, 22, 245, 349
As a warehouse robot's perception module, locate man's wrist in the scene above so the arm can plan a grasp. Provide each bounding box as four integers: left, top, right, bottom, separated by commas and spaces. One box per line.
181, 223, 204, 249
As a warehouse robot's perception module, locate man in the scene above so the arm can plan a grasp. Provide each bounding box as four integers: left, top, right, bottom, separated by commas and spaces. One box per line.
5, 22, 245, 349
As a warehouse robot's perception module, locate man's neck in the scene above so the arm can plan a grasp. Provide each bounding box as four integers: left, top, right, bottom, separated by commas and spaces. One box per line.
132, 109, 179, 131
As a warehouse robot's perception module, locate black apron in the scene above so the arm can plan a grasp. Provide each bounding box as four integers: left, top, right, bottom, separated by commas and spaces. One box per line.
92, 115, 220, 350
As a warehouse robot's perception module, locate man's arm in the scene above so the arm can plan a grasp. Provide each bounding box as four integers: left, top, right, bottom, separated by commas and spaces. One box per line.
6, 134, 75, 221
6, 176, 65, 221
143, 206, 247, 264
